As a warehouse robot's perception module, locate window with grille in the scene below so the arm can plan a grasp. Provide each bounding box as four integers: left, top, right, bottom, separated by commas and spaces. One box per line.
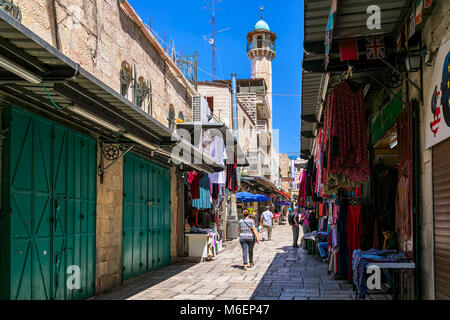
136, 77, 150, 109
257, 35, 263, 48
206, 96, 214, 114
168, 104, 175, 130
120, 61, 132, 99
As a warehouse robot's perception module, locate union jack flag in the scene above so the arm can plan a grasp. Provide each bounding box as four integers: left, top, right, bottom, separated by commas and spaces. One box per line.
366, 35, 385, 60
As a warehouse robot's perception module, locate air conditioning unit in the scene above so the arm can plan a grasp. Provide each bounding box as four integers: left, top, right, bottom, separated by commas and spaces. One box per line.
192, 95, 211, 122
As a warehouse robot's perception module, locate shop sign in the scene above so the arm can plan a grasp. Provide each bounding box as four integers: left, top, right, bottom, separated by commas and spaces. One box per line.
425, 30, 450, 149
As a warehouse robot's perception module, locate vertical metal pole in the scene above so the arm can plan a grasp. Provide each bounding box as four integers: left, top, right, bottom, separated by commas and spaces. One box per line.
231, 74, 238, 142
194, 51, 198, 90
212, 0, 216, 81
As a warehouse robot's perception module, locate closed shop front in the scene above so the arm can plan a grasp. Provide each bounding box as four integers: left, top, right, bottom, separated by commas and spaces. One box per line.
122, 153, 171, 280
0, 105, 97, 300
432, 137, 450, 299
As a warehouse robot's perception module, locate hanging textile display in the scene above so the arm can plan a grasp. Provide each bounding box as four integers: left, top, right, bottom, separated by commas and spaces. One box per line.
396, 103, 413, 253
346, 203, 363, 279
297, 169, 307, 207
226, 152, 238, 191
321, 80, 370, 194
192, 174, 212, 209
187, 171, 202, 199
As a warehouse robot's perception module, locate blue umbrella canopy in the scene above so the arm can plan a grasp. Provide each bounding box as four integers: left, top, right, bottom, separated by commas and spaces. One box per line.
275, 201, 291, 206
236, 192, 257, 202
254, 194, 270, 202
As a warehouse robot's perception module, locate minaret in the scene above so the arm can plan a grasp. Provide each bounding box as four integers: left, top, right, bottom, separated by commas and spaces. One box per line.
246, 7, 276, 102
246, 8, 277, 179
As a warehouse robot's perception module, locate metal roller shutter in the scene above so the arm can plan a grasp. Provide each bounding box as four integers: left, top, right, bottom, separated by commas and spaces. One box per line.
433, 138, 450, 300
0, 105, 97, 300
122, 153, 171, 281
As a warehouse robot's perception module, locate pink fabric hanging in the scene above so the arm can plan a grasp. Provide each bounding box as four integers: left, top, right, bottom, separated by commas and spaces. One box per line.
297, 170, 307, 207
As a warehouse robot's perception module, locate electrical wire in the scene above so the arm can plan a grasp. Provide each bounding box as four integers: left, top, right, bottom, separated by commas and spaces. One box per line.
147, 24, 302, 98
40, 82, 73, 110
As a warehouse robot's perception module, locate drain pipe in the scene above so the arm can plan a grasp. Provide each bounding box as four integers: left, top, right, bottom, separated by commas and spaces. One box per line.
226, 74, 239, 239
231, 73, 241, 185
231, 74, 239, 140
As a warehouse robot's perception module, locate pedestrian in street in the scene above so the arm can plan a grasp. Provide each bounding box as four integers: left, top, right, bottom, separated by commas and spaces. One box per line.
289, 208, 301, 248
299, 209, 310, 248
260, 206, 274, 241
238, 210, 259, 271
316, 232, 329, 263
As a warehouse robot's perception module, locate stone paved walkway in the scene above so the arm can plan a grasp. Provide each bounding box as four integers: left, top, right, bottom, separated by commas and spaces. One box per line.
94, 222, 391, 300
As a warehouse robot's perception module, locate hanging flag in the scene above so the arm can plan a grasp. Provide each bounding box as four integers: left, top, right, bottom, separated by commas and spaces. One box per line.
339, 39, 359, 61
325, 31, 332, 55
396, 33, 402, 52
415, 0, 423, 26
404, 24, 409, 49
366, 35, 385, 60
424, 0, 432, 8
326, 12, 334, 31
408, 11, 415, 39
331, 0, 337, 13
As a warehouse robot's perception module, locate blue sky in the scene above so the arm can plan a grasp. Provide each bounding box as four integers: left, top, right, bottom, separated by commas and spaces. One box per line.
128, 0, 304, 156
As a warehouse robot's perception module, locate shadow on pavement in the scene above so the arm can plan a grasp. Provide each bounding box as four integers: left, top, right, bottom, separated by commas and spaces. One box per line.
250, 245, 306, 300
93, 262, 198, 300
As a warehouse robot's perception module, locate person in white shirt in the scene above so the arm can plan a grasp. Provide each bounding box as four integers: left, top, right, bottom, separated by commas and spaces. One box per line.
260, 206, 274, 241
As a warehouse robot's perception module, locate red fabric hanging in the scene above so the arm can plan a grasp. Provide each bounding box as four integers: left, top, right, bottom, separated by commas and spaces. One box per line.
321, 81, 370, 193
189, 171, 202, 199
346, 204, 363, 279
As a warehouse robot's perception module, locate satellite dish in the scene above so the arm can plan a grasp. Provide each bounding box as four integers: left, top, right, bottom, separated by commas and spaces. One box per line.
208, 39, 214, 45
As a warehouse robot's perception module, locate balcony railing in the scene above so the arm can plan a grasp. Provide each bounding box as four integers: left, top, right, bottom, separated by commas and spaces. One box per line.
256, 120, 267, 131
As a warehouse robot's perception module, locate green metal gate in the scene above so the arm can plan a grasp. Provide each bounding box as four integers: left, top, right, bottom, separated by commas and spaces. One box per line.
0, 105, 96, 300
122, 153, 171, 280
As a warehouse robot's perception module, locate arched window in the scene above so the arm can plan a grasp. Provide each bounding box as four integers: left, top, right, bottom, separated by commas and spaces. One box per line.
257, 35, 263, 48
178, 111, 184, 122
168, 104, 175, 130
136, 76, 149, 109
120, 61, 132, 98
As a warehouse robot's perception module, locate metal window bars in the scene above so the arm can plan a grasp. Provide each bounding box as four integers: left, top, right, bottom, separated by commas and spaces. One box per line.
1, 0, 22, 22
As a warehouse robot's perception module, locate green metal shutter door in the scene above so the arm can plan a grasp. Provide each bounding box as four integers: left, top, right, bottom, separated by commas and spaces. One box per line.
0, 106, 96, 300
122, 153, 170, 280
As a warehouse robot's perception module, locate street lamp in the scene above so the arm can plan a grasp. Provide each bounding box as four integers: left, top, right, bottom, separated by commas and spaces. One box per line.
405, 53, 422, 73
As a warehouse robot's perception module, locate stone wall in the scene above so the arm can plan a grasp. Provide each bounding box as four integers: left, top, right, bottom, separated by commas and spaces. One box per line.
95, 144, 123, 294
408, 1, 450, 300
237, 93, 257, 123
197, 83, 231, 125
15, 0, 193, 125
279, 153, 290, 192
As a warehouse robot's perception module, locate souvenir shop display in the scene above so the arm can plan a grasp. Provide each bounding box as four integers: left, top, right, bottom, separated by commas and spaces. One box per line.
297, 77, 416, 298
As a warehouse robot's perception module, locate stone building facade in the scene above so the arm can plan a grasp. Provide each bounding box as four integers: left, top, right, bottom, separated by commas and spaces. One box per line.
197, 81, 256, 164
279, 153, 291, 193
16, 0, 194, 125
8, 0, 201, 295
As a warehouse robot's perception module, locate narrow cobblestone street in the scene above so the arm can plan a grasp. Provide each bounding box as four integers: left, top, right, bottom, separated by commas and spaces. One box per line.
93, 223, 386, 300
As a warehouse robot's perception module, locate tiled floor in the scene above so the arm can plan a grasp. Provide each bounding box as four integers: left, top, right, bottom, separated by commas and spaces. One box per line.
93, 223, 389, 300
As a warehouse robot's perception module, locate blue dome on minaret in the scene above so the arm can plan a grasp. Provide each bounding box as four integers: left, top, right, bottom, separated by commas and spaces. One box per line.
254, 19, 270, 31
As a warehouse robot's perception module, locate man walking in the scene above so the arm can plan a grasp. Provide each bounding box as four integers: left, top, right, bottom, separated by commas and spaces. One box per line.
260, 206, 273, 241
289, 208, 300, 248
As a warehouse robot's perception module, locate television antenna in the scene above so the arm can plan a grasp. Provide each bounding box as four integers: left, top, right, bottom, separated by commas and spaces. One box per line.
202, 0, 229, 81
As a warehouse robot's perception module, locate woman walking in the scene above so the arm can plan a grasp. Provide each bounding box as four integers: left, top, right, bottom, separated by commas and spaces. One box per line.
238, 210, 259, 271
